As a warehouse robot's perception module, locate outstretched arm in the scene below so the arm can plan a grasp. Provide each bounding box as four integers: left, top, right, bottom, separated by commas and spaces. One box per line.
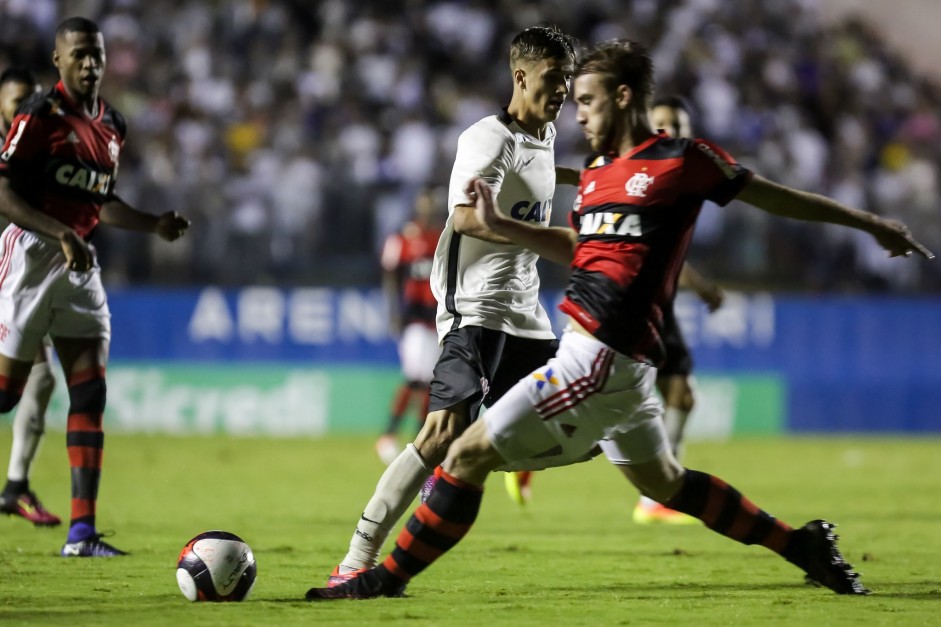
469, 177, 576, 265
100, 196, 190, 241
736, 175, 933, 259
679, 263, 724, 312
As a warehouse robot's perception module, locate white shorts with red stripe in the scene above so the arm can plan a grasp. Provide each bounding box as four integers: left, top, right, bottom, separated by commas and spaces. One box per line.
0, 225, 111, 361
484, 327, 669, 471
398, 321, 439, 384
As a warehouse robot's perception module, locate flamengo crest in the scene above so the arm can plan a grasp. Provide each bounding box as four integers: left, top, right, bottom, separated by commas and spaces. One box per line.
625, 172, 655, 197
108, 135, 120, 163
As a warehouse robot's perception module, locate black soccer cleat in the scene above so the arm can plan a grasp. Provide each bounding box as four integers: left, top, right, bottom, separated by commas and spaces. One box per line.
306, 567, 406, 601
787, 520, 869, 595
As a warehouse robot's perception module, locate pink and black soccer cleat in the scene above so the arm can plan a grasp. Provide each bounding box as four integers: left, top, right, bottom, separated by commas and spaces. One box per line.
0, 490, 62, 527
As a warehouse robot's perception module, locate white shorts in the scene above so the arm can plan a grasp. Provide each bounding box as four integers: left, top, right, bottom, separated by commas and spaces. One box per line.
484, 328, 669, 471
0, 225, 111, 361
398, 322, 439, 384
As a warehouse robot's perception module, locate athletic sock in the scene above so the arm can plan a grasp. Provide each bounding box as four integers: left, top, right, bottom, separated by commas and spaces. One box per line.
2, 478, 28, 497
7, 361, 55, 486
66, 367, 106, 532
67, 521, 95, 544
340, 443, 431, 571
665, 469, 793, 554
662, 407, 689, 458
381, 469, 483, 583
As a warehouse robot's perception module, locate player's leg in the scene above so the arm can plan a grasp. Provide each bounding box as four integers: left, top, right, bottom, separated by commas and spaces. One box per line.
330, 326, 502, 581
634, 372, 697, 523
307, 329, 620, 600
1, 340, 60, 526
376, 323, 437, 465
490, 335, 559, 507
0, 251, 50, 524
607, 428, 867, 594
53, 335, 125, 557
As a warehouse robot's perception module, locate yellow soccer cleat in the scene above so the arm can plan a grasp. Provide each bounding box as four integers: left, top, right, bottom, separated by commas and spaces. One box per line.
632, 498, 698, 525
504, 471, 533, 506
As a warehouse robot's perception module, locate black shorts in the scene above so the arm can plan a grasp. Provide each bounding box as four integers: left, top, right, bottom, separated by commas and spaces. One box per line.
659, 304, 693, 377
428, 325, 559, 420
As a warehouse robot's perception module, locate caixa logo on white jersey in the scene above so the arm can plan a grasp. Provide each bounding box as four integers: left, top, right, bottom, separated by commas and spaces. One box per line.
509, 198, 552, 223
579, 211, 642, 237
54, 164, 113, 195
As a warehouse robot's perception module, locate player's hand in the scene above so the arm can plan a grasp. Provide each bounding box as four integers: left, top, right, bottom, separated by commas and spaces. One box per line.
699, 285, 725, 312
467, 177, 501, 230
155, 211, 191, 241
872, 218, 934, 259
59, 230, 93, 272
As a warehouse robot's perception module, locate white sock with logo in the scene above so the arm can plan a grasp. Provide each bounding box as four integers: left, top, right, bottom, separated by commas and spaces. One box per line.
339, 443, 431, 572
7, 361, 56, 483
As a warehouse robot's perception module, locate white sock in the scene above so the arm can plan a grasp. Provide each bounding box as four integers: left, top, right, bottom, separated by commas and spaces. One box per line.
662, 407, 690, 461
340, 443, 431, 571
7, 361, 56, 483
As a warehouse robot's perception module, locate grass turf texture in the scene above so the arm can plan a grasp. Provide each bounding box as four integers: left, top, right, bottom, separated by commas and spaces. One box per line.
0, 434, 938, 626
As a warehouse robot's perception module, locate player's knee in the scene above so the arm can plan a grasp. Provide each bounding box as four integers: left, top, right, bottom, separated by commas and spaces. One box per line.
68, 376, 106, 413
443, 426, 501, 482
30, 363, 57, 397
414, 409, 469, 462
620, 455, 685, 504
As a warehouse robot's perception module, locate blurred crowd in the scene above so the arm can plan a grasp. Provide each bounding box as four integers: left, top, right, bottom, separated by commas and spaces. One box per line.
0, 0, 938, 291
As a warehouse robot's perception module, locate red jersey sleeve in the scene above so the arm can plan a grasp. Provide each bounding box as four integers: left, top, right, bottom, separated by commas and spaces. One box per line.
681, 138, 753, 206
0, 113, 44, 177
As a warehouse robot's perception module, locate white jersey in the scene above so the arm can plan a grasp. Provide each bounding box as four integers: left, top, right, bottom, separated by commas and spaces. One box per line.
431, 110, 557, 342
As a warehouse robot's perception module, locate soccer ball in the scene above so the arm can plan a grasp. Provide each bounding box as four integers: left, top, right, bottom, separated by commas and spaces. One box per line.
176, 531, 257, 602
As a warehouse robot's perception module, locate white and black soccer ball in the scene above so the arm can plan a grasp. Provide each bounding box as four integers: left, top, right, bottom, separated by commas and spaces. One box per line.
176, 531, 257, 602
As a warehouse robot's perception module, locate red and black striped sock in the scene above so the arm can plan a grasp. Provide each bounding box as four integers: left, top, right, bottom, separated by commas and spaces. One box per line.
666, 469, 793, 555
383, 384, 413, 434
378, 469, 483, 584
65, 367, 106, 530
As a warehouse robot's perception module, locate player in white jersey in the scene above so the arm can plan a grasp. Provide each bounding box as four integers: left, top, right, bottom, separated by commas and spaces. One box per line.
326, 25, 580, 587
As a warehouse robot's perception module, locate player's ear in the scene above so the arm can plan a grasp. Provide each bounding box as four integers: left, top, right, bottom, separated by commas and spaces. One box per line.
615, 85, 632, 110
513, 67, 526, 90
52, 48, 60, 69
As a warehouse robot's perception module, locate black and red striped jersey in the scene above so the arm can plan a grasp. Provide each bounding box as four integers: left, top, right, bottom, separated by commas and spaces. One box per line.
0, 81, 126, 239
560, 134, 752, 364
381, 219, 441, 325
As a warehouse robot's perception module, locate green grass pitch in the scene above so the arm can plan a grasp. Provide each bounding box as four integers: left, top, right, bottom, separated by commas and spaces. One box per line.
0, 433, 938, 626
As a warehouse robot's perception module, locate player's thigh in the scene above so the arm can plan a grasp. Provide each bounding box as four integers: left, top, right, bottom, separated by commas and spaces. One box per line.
484, 332, 629, 472
33, 337, 54, 365
48, 253, 111, 357
428, 326, 507, 419
0, 353, 36, 390
52, 336, 109, 380
485, 335, 558, 406
0, 228, 57, 363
